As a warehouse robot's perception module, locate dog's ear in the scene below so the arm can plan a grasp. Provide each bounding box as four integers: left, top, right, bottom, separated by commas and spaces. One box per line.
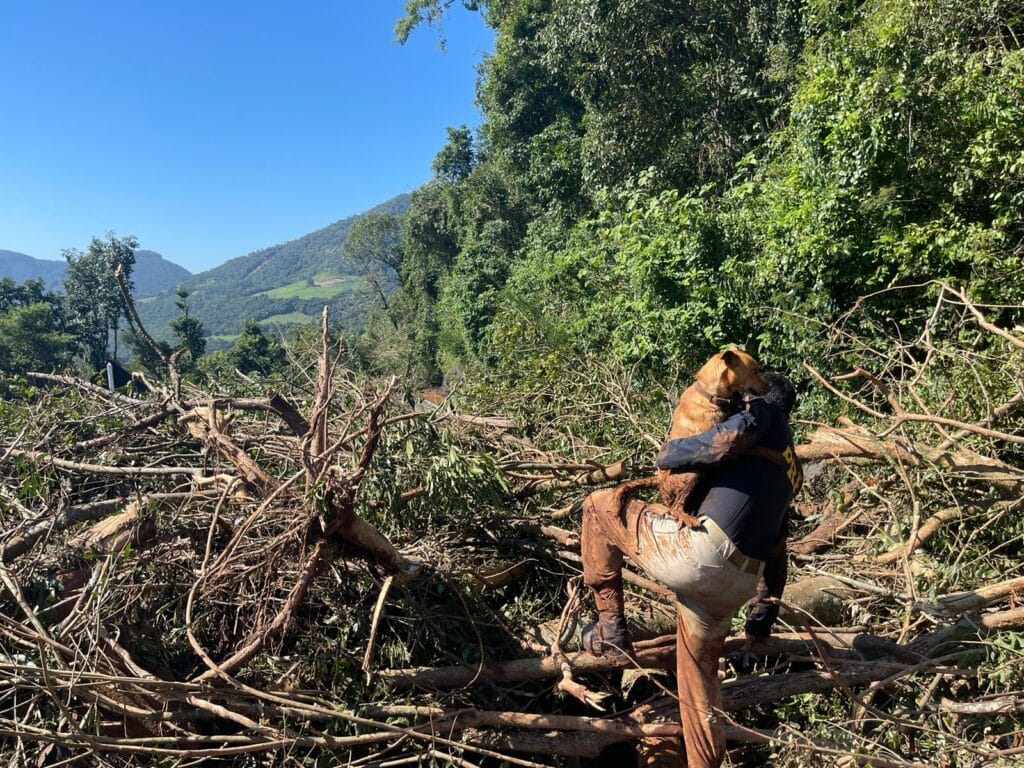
721, 349, 741, 368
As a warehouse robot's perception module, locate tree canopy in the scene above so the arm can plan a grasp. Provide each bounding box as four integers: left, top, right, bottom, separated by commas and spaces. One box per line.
62, 233, 138, 369
372, 0, 1023, 389
0, 277, 72, 372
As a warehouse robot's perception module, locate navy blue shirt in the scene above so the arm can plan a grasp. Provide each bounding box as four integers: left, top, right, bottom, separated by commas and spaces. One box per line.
655, 400, 801, 561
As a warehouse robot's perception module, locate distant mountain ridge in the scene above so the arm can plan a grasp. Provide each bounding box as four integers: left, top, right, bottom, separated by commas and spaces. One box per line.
0, 248, 191, 295
133, 250, 193, 296
135, 193, 411, 342
1, 193, 411, 344
0, 250, 70, 291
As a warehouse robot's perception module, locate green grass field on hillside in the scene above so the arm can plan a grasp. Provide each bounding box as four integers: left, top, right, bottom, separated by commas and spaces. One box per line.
257, 276, 362, 300
258, 311, 317, 326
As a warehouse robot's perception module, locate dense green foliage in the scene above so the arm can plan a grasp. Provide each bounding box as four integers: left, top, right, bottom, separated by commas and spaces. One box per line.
0, 241, 204, 380
62, 234, 138, 369
199, 319, 287, 379
169, 286, 206, 371
344, 211, 404, 327
0, 278, 73, 371
382, 0, 1024, 401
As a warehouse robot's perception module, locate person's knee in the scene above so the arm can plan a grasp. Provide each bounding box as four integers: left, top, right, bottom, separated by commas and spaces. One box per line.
582, 572, 602, 590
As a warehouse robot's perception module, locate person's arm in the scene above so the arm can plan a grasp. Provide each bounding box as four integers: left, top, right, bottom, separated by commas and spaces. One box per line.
744, 512, 789, 639
655, 400, 777, 472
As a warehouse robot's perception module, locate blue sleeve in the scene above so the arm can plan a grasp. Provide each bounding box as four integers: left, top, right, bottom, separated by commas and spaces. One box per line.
654, 404, 774, 471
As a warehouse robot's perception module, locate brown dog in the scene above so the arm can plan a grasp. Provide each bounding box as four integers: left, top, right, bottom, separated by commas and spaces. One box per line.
611, 348, 767, 525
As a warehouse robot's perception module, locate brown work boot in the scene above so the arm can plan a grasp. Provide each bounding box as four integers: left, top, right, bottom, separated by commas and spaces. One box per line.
581, 613, 632, 658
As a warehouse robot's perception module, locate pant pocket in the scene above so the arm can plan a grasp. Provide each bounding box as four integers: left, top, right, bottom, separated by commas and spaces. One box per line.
684, 526, 729, 571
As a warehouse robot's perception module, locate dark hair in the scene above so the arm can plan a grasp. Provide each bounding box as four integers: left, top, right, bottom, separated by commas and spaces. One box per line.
760, 372, 797, 415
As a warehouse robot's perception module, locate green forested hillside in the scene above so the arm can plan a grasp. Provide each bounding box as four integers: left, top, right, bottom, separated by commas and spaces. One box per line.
135, 193, 410, 341
376, 0, 1022, 393
0, 251, 67, 290
132, 249, 192, 296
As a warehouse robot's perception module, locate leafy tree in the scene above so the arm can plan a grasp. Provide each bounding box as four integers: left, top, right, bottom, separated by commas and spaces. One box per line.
0, 305, 74, 372
489, 181, 744, 378
394, 0, 484, 46
344, 212, 404, 324
476, 0, 585, 218
540, 0, 804, 194
0, 277, 51, 311
725, 0, 1024, 361
124, 285, 206, 378
387, 184, 462, 380
62, 233, 138, 369
432, 126, 476, 183
170, 286, 206, 371
228, 321, 286, 376
0, 278, 73, 372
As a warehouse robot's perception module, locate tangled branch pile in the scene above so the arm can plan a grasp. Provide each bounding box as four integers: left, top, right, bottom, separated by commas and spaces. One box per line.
1, 284, 1023, 767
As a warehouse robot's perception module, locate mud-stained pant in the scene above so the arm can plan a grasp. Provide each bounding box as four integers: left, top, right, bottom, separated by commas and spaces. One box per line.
581, 488, 762, 768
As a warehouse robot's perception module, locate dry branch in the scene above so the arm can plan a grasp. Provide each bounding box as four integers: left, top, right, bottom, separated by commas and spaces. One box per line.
3, 283, 1023, 767
2, 447, 201, 477
795, 425, 1024, 497
0, 493, 196, 563
519, 459, 645, 495
927, 576, 1024, 618
872, 506, 969, 565
194, 538, 331, 683
25, 370, 145, 407
382, 604, 1024, 697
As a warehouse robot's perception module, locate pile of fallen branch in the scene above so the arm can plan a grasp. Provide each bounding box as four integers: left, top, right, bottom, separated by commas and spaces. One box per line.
1, 281, 1023, 767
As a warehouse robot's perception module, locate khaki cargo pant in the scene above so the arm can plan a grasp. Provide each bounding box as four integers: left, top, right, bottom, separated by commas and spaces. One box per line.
581, 488, 762, 768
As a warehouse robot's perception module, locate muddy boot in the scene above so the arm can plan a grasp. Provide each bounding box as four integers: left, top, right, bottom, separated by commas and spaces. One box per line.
581, 613, 632, 658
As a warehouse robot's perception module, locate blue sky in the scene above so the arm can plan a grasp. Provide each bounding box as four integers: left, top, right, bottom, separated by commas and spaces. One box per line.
0, 1, 493, 272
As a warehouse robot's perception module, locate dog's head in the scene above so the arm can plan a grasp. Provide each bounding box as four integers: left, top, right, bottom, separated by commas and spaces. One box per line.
698, 348, 768, 401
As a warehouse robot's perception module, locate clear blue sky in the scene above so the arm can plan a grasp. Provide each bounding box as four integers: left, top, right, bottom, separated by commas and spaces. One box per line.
0, 1, 493, 272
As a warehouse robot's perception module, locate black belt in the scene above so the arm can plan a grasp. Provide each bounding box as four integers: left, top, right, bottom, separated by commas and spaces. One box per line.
702, 518, 764, 576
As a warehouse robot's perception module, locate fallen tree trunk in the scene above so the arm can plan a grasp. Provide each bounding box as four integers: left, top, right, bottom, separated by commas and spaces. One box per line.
381, 605, 1024, 694
381, 629, 869, 691
795, 426, 1024, 497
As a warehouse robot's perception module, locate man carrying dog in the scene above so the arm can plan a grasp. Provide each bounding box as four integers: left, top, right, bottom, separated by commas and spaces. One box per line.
580, 372, 801, 768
